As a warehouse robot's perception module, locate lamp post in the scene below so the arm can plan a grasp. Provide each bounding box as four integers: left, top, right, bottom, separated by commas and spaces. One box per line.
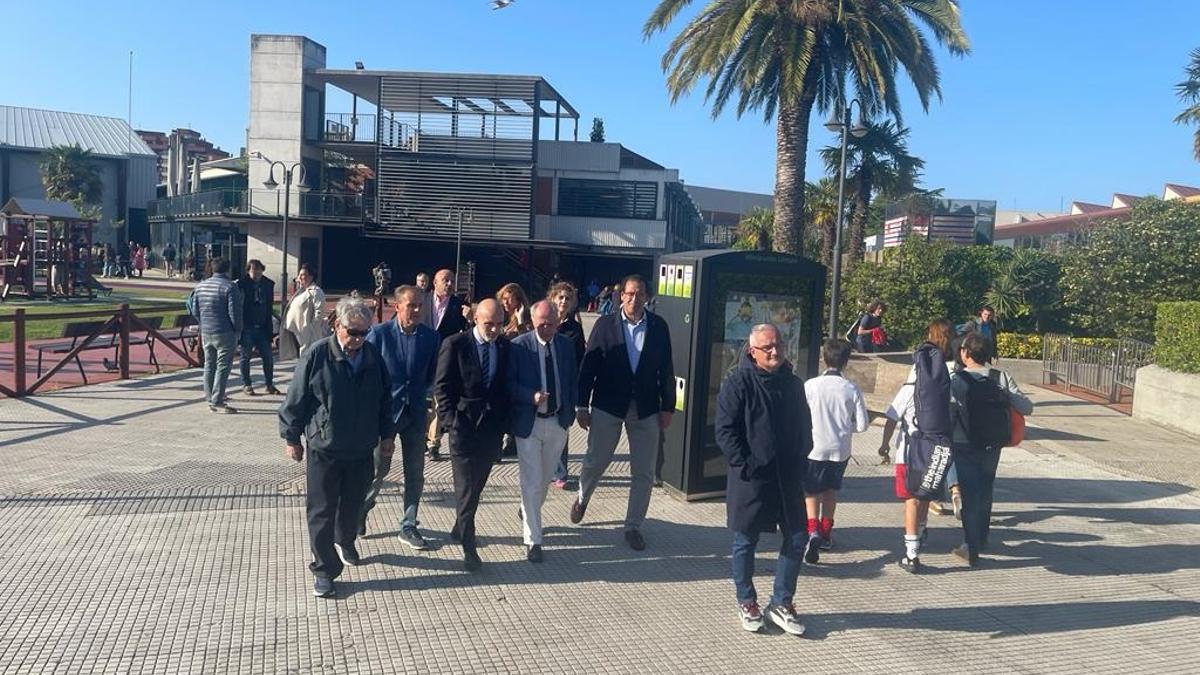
254, 152, 305, 309
823, 99, 869, 338
447, 206, 473, 294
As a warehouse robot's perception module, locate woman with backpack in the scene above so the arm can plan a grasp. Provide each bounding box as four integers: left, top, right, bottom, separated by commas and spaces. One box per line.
948, 332, 1033, 567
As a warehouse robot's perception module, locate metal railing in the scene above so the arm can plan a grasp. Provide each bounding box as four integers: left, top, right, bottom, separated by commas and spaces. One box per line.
1041, 333, 1154, 403
148, 189, 365, 222
324, 113, 377, 143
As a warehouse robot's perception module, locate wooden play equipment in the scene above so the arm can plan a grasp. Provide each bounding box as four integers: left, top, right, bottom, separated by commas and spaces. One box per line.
1, 198, 100, 301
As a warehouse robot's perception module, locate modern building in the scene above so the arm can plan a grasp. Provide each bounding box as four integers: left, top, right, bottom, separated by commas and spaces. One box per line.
878, 197, 997, 249
683, 185, 774, 248
147, 34, 702, 296
0, 104, 158, 247
136, 128, 231, 185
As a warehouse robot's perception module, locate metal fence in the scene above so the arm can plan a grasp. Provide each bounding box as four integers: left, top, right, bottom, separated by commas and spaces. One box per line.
1041, 333, 1154, 403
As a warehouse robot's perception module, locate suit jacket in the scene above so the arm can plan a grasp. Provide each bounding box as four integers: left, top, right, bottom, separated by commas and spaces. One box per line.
507, 331, 578, 437
434, 330, 511, 443
578, 310, 675, 420
422, 292, 468, 338
364, 319, 440, 428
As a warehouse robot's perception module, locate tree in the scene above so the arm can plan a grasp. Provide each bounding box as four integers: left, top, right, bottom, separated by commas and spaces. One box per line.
805, 177, 840, 266
820, 121, 923, 266
1061, 199, 1200, 340
1174, 47, 1200, 161
40, 144, 103, 211
732, 206, 772, 251
644, 0, 969, 255
590, 117, 606, 142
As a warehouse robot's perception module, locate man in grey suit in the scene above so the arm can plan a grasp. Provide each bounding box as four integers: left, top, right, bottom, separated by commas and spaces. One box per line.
507, 301, 578, 563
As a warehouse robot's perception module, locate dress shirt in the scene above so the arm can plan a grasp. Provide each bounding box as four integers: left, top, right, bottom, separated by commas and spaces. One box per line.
397, 321, 418, 377
472, 326, 497, 386
433, 293, 450, 330
621, 310, 647, 373
339, 336, 364, 374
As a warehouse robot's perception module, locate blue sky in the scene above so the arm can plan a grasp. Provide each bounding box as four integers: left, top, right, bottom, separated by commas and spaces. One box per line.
4, 1, 1199, 212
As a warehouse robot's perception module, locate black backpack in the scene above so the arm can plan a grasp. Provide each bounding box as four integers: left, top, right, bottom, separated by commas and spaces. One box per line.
960, 369, 1011, 449
904, 343, 954, 499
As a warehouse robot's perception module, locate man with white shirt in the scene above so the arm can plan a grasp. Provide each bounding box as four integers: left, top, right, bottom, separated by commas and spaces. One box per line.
507, 301, 578, 562
422, 268, 468, 461
802, 339, 870, 564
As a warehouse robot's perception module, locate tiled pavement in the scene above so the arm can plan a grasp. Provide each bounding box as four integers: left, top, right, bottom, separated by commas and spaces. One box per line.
0, 366, 1198, 674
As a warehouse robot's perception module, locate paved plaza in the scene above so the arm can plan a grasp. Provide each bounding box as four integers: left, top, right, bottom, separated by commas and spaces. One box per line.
1, 366, 1198, 674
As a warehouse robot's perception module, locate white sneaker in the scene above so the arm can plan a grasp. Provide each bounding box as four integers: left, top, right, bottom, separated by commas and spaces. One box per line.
766, 603, 806, 636
738, 601, 764, 632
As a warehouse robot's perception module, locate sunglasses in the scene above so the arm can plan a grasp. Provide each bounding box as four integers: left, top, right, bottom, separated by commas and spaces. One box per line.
343, 327, 369, 338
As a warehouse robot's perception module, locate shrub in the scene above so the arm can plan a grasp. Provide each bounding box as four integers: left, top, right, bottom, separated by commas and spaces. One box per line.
995, 333, 1121, 360
1154, 302, 1200, 373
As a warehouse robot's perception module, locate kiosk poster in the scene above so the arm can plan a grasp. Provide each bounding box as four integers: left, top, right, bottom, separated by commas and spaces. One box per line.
665, 265, 678, 296
658, 264, 669, 296
674, 265, 686, 297
720, 293, 804, 374
681, 265, 694, 298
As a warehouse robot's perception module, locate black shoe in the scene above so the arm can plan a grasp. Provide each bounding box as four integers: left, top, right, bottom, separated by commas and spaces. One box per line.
312, 577, 335, 598
463, 550, 482, 572
334, 542, 361, 566
357, 514, 368, 538
570, 499, 587, 524
526, 544, 543, 563
448, 529, 462, 545
898, 555, 922, 574
398, 527, 429, 551
819, 533, 834, 552
803, 534, 821, 564
264, 385, 283, 396
426, 446, 443, 462
624, 529, 646, 551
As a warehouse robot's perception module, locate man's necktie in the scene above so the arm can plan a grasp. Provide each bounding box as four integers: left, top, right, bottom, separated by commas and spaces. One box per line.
544, 345, 558, 414
480, 342, 491, 389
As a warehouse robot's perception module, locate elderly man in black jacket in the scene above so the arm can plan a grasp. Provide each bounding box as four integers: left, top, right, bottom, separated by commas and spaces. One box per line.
279, 296, 394, 599
716, 323, 811, 637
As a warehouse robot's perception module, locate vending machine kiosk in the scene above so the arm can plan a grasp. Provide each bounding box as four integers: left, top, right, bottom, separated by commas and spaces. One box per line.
654, 250, 826, 500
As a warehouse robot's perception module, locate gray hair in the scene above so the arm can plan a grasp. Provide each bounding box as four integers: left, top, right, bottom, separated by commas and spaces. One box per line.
749, 323, 779, 340
335, 296, 373, 327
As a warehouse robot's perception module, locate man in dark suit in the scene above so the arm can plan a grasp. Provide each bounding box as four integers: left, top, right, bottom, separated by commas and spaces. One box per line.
572, 274, 675, 551
434, 298, 510, 572
507, 300, 578, 563
424, 268, 468, 462
362, 285, 441, 550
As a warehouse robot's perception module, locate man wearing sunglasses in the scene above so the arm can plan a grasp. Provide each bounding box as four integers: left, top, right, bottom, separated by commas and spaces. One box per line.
279, 296, 395, 599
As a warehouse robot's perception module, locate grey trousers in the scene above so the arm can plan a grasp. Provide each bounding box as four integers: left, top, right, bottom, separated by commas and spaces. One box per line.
578, 404, 660, 532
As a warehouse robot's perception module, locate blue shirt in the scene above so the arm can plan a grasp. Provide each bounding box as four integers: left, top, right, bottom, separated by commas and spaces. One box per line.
473, 326, 497, 385
621, 310, 647, 373
340, 337, 364, 373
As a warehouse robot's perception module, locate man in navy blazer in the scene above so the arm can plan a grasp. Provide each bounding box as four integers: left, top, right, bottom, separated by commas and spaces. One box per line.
434, 298, 511, 572
362, 285, 440, 551
507, 300, 578, 563
422, 268, 469, 462
572, 274, 675, 551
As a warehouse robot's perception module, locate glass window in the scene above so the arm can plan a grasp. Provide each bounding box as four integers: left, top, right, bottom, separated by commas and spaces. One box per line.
557, 179, 658, 220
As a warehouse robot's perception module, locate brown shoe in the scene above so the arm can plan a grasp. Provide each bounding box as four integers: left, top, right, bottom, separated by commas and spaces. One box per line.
570, 499, 587, 524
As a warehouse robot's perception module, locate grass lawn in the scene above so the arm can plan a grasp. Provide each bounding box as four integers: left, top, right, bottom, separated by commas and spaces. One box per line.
0, 290, 190, 342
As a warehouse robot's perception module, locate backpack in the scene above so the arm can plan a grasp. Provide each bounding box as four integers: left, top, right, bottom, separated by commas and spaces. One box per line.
844, 314, 866, 347
959, 369, 1012, 449
904, 342, 953, 499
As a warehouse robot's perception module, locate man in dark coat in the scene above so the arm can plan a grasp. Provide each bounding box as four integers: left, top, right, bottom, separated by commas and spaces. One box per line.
715, 323, 812, 637
237, 259, 280, 396
434, 298, 511, 572
423, 268, 469, 462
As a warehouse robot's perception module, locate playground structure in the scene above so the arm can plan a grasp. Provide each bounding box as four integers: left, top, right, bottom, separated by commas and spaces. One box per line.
1, 198, 101, 301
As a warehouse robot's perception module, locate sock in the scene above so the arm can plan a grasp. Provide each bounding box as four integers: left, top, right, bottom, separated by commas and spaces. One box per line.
820, 518, 834, 539
807, 518, 819, 536
904, 534, 921, 560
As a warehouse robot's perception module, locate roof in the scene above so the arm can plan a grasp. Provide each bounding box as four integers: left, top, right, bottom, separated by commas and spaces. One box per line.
1163, 183, 1200, 198
1110, 193, 1145, 207
0, 105, 156, 158
994, 206, 1130, 239
1070, 201, 1109, 214
1, 197, 86, 220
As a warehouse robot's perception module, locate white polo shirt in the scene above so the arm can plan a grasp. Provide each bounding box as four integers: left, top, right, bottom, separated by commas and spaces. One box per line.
804, 370, 870, 462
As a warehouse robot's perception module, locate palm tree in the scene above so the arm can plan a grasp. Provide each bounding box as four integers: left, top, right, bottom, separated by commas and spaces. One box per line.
820, 121, 924, 265
805, 177, 840, 266
732, 206, 773, 250
39, 144, 103, 209
644, 0, 969, 255
1175, 47, 1200, 160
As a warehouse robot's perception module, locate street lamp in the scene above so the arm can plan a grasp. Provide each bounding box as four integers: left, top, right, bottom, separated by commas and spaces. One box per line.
446, 206, 473, 294
823, 99, 869, 339
253, 152, 305, 309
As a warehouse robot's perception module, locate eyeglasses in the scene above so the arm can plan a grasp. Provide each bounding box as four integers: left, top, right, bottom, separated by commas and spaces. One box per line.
344, 327, 368, 338
750, 344, 781, 353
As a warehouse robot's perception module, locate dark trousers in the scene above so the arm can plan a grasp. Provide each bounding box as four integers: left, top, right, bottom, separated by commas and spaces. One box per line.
306, 450, 374, 580
239, 325, 274, 388
363, 409, 428, 529
953, 444, 1002, 557
449, 428, 503, 553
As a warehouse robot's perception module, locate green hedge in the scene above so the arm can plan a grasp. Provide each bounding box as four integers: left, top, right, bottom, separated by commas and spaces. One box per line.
1154, 302, 1200, 373
995, 333, 1120, 360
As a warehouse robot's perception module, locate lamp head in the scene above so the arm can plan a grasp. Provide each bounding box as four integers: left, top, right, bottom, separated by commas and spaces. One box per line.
823, 109, 844, 133
262, 173, 279, 190
850, 119, 870, 139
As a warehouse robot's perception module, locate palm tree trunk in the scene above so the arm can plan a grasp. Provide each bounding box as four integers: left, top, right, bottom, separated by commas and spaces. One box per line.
820, 214, 835, 268
846, 173, 870, 268
772, 91, 816, 256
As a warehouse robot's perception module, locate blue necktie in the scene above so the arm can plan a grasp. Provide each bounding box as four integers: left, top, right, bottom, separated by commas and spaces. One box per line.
480, 341, 491, 389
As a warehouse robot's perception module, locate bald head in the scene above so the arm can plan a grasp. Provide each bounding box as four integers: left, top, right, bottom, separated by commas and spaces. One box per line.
433, 268, 455, 297
530, 300, 559, 342
474, 298, 503, 342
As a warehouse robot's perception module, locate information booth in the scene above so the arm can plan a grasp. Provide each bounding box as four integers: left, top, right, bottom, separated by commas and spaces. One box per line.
654, 250, 826, 501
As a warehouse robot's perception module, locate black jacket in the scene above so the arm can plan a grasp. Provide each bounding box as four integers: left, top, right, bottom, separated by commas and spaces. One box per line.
578, 310, 675, 420
715, 356, 811, 535
278, 336, 394, 459
423, 292, 469, 338
434, 330, 511, 443
237, 275, 276, 329
557, 315, 586, 367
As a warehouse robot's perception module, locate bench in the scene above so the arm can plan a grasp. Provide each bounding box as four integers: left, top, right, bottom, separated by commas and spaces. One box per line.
33, 315, 165, 383
173, 314, 200, 351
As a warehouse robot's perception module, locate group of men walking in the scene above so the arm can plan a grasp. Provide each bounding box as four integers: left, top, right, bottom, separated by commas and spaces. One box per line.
278, 272, 676, 598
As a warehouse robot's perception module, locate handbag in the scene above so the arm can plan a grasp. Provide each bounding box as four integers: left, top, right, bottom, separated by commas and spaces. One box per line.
1009, 407, 1026, 446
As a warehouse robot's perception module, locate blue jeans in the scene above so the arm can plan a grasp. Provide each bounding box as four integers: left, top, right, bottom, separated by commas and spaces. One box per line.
202, 333, 237, 406
239, 325, 274, 388
732, 529, 803, 606
364, 408, 428, 529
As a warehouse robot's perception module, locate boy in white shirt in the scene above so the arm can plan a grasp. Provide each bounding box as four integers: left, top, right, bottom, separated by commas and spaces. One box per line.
802, 339, 870, 564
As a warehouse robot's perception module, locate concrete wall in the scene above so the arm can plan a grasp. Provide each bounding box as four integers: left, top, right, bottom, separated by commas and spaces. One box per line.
247, 34, 326, 216
1133, 365, 1200, 437
533, 214, 666, 249
844, 353, 1043, 413
243, 220, 325, 290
